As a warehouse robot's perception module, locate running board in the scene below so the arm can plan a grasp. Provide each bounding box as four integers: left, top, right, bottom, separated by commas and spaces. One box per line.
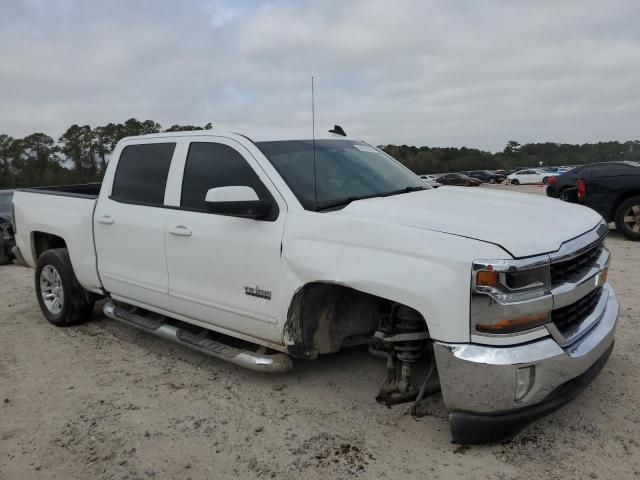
103, 301, 292, 373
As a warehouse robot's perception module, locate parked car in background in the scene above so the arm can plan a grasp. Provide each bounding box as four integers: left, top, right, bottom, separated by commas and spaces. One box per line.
547, 162, 631, 200
464, 170, 505, 184
0, 189, 15, 265
419, 174, 438, 182
542, 167, 571, 174
436, 173, 482, 186
507, 169, 558, 185
574, 161, 640, 240
419, 175, 441, 188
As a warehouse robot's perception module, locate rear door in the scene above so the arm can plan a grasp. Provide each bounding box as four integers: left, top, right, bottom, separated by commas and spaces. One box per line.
94, 141, 176, 310
164, 138, 287, 342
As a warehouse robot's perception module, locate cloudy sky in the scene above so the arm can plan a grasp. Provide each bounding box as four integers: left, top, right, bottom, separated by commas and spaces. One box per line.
2, 0, 639, 151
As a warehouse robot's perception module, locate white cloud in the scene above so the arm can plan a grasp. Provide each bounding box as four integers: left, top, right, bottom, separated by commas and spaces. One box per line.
1, 0, 639, 150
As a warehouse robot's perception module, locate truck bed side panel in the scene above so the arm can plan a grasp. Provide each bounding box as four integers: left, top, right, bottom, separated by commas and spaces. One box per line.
13, 191, 102, 293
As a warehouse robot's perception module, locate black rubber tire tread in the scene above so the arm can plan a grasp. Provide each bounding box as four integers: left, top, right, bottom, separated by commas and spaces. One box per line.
614, 196, 640, 241
0, 239, 10, 265
35, 248, 95, 326
511, 179, 520, 185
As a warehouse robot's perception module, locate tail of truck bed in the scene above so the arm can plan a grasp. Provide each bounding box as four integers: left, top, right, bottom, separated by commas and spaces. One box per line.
12, 183, 104, 294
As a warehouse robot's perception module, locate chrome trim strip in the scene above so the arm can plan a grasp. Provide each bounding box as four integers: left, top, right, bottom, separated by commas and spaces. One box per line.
547, 286, 609, 347
551, 248, 609, 309
548, 220, 608, 264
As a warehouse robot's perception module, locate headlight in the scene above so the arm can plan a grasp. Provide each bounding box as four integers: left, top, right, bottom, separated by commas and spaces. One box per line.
471, 257, 552, 335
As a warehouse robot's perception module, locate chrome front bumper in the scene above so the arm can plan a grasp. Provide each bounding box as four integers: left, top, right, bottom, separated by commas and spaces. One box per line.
434, 283, 618, 415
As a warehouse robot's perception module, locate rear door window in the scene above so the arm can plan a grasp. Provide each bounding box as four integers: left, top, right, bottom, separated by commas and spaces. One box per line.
111, 143, 176, 205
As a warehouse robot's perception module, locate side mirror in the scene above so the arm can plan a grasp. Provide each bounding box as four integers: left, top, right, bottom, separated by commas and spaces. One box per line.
204, 186, 272, 220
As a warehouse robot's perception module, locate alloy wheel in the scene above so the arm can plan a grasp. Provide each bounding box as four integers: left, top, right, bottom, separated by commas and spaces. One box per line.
40, 265, 64, 315
622, 204, 640, 233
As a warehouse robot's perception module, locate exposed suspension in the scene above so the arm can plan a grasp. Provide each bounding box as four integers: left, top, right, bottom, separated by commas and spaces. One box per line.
370, 303, 434, 406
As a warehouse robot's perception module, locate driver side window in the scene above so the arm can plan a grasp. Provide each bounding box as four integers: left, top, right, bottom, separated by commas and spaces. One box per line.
181, 142, 272, 212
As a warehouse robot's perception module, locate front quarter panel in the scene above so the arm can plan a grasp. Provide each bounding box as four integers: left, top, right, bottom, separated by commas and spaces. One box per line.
280, 210, 508, 343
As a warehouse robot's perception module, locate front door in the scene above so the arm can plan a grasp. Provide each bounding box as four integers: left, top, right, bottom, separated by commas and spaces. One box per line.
164, 139, 286, 343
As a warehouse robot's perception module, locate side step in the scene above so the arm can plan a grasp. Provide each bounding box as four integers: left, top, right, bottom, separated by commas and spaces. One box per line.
103, 301, 292, 373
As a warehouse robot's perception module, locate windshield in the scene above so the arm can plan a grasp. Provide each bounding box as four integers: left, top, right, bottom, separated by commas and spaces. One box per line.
0, 193, 13, 213
256, 140, 426, 211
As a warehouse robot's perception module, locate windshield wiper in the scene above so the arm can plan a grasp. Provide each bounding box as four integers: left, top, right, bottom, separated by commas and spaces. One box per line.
316, 193, 381, 211
380, 186, 427, 197
316, 186, 426, 212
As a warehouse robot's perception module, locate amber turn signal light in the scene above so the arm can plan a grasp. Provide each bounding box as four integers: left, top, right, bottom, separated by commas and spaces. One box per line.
476, 269, 497, 287
476, 311, 550, 334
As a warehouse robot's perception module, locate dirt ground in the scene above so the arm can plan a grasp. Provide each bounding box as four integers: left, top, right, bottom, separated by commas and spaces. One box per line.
1, 184, 639, 480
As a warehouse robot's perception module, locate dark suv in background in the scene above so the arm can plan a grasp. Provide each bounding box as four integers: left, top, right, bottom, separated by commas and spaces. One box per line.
0, 189, 15, 264
464, 170, 505, 184
574, 162, 640, 241
547, 162, 630, 200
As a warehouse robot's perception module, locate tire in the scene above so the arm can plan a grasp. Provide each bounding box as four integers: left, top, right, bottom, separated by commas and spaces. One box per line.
543, 177, 550, 185
488, 177, 496, 184
35, 248, 95, 326
0, 239, 10, 265
614, 196, 640, 241
559, 188, 576, 202
511, 179, 520, 185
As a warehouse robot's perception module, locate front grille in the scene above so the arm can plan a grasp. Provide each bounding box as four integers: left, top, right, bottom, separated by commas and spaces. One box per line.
550, 243, 602, 284
552, 287, 602, 333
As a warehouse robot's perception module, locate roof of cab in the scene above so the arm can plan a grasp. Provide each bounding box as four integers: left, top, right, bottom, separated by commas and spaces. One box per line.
120, 130, 361, 144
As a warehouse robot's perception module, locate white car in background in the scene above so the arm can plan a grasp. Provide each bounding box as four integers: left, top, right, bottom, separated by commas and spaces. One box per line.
507, 169, 559, 185
419, 175, 442, 188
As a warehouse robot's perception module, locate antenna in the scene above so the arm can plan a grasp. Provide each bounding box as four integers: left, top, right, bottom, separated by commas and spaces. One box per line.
312, 76, 318, 211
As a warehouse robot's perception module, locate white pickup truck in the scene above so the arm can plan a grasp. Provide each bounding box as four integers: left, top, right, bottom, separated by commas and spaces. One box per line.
12, 130, 618, 443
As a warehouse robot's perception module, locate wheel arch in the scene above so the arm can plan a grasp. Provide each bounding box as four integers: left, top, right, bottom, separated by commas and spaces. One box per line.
31, 231, 67, 261
283, 281, 429, 359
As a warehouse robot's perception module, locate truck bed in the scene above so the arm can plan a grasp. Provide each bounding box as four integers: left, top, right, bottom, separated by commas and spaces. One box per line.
12, 185, 103, 294
19, 182, 101, 199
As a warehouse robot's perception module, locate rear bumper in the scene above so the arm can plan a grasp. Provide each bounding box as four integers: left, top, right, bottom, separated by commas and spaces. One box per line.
433, 283, 618, 444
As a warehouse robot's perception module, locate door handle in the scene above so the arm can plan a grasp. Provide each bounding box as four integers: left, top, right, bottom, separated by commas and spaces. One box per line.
169, 225, 192, 236
97, 215, 114, 225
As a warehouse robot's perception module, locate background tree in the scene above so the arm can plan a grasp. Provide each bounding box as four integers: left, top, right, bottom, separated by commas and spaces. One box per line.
165, 122, 213, 132
0, 134, 15, 188
1, 118, 637, 188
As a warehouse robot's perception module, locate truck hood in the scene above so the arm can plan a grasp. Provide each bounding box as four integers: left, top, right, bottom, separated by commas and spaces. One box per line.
331, 186, 603, 258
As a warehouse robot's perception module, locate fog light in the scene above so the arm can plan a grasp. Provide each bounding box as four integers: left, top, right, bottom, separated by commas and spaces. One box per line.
515, 366, 535, 402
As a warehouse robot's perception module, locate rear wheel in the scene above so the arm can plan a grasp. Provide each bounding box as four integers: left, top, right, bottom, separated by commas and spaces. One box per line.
488, 177, 496, 184
511, 179, 520, 185
543, 177, 550, 185
615, 196, 640, 241
35, 248, 95, 326
0, 239, 10, 265
559, 187, 577, 202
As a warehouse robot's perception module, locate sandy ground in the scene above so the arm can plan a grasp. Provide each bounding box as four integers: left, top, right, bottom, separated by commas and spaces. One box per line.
1, 184, 639, 480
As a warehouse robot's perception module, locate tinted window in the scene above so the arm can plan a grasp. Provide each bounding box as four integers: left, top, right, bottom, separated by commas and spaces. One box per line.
0, 192, 13, 213
181, 142, 271, 212
111, 143, 175, 205
256, 140, 424, 211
